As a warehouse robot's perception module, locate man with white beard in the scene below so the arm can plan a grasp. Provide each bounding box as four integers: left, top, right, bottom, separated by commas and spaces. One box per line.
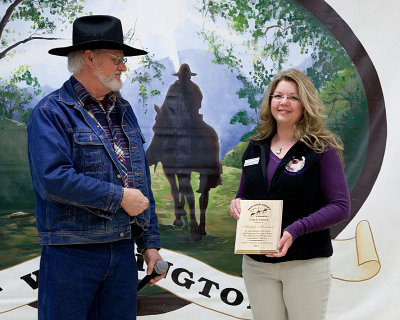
27, 15, 164, 320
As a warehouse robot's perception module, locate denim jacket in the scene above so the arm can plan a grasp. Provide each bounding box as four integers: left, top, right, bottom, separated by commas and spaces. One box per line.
27, 77, 160, 251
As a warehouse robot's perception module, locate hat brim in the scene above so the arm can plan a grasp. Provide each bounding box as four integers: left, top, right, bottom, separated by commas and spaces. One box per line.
48, 40, 147, 56
173, 72, 197, 76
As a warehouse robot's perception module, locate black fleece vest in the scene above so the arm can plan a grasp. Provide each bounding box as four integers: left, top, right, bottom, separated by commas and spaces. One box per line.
242, 138, 332, 263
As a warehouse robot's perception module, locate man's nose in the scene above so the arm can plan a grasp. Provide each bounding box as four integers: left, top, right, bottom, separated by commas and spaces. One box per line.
118, 63, 127, 72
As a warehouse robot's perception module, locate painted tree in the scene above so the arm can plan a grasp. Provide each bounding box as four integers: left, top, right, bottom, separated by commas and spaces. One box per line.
197, 0, 354, 140
130, 51, 166, 108
0, 0, 86, 122
0, 82, 32, 123
320, 66, 368, 188
0, 0, 85, 60
0, 64, 44, 125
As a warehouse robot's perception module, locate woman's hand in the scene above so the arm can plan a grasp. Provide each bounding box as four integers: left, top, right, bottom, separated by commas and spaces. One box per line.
229, 198, 241, 220
266, 231, 293, 258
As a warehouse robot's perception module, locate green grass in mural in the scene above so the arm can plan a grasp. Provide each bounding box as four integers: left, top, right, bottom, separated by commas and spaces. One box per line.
0, 119, 35, 211
150, 164, 243, 275
0, 211, 40, 269
0, 119, 40, 269
221, 141, 248, 169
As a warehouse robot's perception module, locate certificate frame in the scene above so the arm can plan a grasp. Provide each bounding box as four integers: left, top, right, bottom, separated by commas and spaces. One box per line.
234, 200, 283, 254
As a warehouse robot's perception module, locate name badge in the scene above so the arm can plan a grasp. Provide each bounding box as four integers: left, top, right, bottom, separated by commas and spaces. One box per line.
244, 157, 260, 166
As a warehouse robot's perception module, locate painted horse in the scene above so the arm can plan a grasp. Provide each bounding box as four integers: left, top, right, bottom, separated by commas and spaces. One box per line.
146, 64, 222, 241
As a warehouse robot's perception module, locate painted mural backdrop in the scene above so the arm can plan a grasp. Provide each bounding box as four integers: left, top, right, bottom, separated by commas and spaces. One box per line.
0, 0, 387, 319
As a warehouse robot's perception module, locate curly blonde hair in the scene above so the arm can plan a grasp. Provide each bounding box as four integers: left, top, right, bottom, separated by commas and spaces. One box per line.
253, 68, 344, 162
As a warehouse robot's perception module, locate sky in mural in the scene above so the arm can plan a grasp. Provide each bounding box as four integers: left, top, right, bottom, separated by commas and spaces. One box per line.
0, 0, 307, 88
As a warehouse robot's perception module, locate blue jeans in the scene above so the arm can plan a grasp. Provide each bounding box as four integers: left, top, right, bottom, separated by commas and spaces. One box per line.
38, 239, 138, 320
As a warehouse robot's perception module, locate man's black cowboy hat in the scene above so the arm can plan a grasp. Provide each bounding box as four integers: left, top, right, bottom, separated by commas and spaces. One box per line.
48, 15, 147, 56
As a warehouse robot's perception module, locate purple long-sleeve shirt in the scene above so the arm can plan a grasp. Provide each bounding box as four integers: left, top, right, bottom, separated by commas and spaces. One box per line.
236, 148, 350, 241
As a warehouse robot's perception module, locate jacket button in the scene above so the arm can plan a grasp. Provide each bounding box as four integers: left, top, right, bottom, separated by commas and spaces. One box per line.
117, 174, 122, 179
120, 232, 125, 237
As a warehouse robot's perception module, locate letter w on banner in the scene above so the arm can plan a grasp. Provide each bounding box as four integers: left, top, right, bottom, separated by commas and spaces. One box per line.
0, 257, 40, 314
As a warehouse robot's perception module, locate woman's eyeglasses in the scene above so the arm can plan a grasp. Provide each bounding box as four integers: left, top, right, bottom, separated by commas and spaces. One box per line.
270, 94, 300, 103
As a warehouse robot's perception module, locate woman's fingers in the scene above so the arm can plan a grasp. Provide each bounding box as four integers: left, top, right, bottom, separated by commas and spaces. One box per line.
229, 198, 241, 219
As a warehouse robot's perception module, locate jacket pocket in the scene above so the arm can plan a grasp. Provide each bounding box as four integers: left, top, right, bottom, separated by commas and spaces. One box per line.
73, 132, 106, 177
47, 202, 106, 231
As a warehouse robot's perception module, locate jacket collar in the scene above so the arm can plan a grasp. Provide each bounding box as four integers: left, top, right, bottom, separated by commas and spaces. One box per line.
58, 76, 130, 111
58, 77, 79, 106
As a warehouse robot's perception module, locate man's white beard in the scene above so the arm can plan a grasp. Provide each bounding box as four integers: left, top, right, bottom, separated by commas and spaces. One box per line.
95, 67, 124, 92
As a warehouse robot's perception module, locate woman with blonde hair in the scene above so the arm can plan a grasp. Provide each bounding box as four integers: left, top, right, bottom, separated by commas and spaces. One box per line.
230, 68, 350, 320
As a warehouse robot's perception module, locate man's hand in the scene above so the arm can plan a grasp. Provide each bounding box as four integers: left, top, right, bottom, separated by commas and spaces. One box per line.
120, 188, 149, 216
143, 249, 165, 286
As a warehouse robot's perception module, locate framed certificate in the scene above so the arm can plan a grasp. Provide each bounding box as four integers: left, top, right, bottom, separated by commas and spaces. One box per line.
234, 200, 283, 254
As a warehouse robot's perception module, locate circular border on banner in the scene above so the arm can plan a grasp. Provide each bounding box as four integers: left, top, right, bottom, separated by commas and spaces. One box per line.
296, 0, 387, 237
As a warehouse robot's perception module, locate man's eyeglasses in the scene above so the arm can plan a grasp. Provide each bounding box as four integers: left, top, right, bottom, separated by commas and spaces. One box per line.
270, 94, 300, 103
101, 52, 127, 65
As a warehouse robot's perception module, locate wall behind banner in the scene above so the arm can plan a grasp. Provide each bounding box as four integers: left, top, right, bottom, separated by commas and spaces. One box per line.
0, 0, 398, 319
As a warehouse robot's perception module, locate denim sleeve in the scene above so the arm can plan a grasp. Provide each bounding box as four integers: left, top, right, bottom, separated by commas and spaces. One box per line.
27, 103, 123, 213
134, 155, 161, 250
